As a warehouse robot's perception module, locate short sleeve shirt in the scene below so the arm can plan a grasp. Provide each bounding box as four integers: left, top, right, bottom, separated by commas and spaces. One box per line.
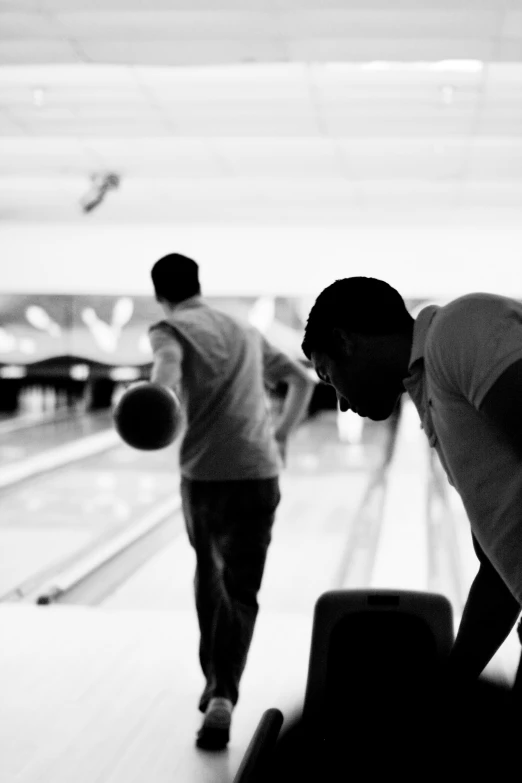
148, 298, 303, 481
404, 294, 522, 605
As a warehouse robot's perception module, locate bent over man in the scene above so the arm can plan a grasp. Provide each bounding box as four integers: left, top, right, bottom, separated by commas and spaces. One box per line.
302, 277, 522, 689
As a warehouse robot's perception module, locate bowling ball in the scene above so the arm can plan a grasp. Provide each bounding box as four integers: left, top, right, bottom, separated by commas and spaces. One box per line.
113, 381, 182, 451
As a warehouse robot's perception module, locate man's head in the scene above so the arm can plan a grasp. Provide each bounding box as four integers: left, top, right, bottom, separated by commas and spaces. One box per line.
302, 277, 414, 421
151, 253, 201, 305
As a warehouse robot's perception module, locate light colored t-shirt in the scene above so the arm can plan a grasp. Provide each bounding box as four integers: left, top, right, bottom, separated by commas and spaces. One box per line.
149, 297, 303, 481
404, 293, 522, 605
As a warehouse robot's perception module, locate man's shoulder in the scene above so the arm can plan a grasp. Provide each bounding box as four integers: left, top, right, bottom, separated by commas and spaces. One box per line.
443, 291, 520, 313
148, 318, 176, 335
424, 293, 522, 382
432, 293, 520, 336
149, 306, 256, 349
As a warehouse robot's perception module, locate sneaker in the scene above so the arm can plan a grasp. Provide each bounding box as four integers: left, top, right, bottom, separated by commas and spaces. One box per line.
195, 697, 233, 751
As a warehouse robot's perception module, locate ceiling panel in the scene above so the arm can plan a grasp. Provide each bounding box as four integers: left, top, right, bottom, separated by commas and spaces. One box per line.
2, 0, 519, 11
0, 40, 80, 64
500, 10, 522, 39
0, 2, 521, 225
358, 180, 461, 208
1, 0, 270, 9
53, 11, 278, 40
5, 137, 521, 181
496, 39, 522, 59
467, 141, 522, 178
78, 39, 290, 66
452, 181, 522, 212
0, 176, 361, 222
0, 12, 62, 37
0, 2, 514, 66
0, 62, 506, 139
282, 10, 500, 37
1, 177, 520, 224
338, 139, 469, 179
31, 9, 501, 41
213, 139, 341, 176
287, 38, 496, 62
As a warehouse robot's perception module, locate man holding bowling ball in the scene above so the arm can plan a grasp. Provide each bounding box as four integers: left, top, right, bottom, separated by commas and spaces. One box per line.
148, 253, 315, 751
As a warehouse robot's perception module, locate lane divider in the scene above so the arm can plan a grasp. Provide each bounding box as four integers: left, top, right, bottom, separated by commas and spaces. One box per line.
370, 398, 430, 592
367, 398, 467, 645
338, 472, 389, 589
427, 450, 466, 615
0, 427, 120, 490
31, 496, 182, 605
0, 408, 75, 436
337, 409, 400, 590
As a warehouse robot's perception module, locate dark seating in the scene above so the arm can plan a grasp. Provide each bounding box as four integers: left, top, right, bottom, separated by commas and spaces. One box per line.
233, 589, 454, 782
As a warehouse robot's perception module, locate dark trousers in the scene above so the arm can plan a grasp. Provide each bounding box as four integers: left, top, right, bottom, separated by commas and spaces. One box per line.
180, 476, 281, 713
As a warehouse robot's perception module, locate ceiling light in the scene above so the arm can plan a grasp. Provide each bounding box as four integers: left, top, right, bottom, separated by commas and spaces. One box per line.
358, 61, 484, 73
359, 62, 392, 71
0, 366, 27, 379
431, 60, 483, 73
70, 364, 90, 381
110, 367, 140, 382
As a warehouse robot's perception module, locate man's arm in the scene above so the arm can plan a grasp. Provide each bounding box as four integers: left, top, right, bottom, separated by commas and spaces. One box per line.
260, 335, 316, 452
148, 326, 183, 394
445, 535, 520, 683
445, 359, 522, 682
272, 365, 316, 444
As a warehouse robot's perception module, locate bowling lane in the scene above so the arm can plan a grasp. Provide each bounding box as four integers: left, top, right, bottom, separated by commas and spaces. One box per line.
0, 441, 181, 599
4, 410, 520, 783
0, 412, 391, 783
92, 413, 391, 780
0, 411, 113, 468
96, 406, 521, 782
102, 412, 390, 613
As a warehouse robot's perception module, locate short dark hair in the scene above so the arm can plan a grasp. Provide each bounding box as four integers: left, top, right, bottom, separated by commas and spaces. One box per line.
151, 253, 201, 303
302, 277, 413, 359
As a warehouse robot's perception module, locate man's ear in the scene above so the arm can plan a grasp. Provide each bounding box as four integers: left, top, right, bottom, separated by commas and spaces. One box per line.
332, 327, 354, 357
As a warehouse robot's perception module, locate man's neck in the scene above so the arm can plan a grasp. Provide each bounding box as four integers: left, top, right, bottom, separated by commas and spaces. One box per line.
161, 294, 201, 317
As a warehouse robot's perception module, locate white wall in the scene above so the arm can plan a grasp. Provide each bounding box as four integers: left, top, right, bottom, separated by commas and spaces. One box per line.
1, 222, 520, 299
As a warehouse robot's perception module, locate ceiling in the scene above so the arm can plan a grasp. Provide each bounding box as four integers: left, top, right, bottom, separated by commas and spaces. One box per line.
1, 0, 521, 225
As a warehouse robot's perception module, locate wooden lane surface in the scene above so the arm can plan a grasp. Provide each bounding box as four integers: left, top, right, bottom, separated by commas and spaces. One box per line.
0, 413, 388, 783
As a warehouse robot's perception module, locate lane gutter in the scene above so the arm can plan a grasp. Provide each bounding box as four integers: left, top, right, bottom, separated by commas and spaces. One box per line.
1, 496, 182, 606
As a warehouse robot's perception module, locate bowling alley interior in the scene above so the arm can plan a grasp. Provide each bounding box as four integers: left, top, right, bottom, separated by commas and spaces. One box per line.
2, 2, 522, 781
